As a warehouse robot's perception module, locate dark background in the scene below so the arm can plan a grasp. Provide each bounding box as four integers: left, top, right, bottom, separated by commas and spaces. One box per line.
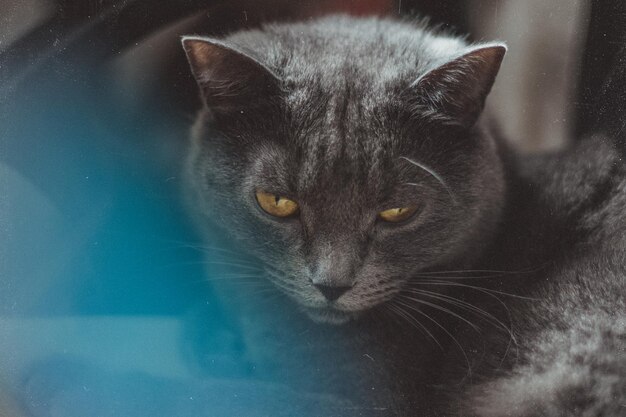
3, 0, 625, 151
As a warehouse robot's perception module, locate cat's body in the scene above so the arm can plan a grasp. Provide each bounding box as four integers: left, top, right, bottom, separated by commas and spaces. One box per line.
181, 16, 625, 416
454, 136, 626, 416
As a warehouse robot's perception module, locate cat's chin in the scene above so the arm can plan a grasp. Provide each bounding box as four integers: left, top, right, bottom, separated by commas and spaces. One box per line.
303, 307, 357, 325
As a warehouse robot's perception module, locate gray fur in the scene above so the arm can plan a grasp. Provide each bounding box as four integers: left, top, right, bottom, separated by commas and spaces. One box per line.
181, 15, 625, 416
183, 15, 506, 324
459, 137, 626, 417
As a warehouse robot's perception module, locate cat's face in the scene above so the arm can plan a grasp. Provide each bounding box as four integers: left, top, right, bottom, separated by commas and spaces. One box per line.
182, 19, 506, 324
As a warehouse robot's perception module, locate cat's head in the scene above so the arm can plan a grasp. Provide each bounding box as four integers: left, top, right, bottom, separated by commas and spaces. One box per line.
182, 17, 506, 324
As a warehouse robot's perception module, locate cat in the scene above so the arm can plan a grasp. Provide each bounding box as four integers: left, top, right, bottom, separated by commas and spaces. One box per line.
180, 15, 625, 416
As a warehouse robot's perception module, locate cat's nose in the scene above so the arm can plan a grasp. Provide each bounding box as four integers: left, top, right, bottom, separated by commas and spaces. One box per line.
314, 284, 352, 301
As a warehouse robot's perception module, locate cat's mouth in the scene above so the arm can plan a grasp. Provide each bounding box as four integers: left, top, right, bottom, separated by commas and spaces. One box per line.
303, 306, 358, 325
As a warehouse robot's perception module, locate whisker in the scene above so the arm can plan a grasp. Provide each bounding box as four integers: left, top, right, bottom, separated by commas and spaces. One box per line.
404, 289, 519, 364
150, 238, 256, 260
412, 280, 538, 300
186, 276, 265, 285
185, 251, 258, 266
200, 274, 264, 282
159, 260, 263, 271
400, 156, 457, 204
385, 303, 442, 349
405, 289, 510, 334
265, 272, 305, 296
394, 298, 472, 379
413, 273, 522, 280
403, 289, 509, 368
410, 281, 521, 366
245, 287, 280, 298
413, 264, 548, 279
398, 294, 481, 332
416, 268, 531, 275
190, 244, 254, 258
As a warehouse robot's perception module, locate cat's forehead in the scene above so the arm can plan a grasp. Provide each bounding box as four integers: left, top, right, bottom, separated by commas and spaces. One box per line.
223, 18, 471, 198
255, 117, 417, 207
283, 82, 393, 195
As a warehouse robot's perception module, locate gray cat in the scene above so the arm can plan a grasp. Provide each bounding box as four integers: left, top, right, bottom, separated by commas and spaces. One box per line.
181, 15, 625, 416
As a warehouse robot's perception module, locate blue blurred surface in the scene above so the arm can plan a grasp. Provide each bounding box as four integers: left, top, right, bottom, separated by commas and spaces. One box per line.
0, 69, 361, 416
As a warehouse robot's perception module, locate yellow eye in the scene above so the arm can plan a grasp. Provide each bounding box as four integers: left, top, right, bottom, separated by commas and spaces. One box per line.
378, 206, 418, 223
255, 191, 299, 218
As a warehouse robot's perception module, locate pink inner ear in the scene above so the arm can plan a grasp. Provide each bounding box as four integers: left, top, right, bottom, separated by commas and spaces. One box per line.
183, 39, 215, 71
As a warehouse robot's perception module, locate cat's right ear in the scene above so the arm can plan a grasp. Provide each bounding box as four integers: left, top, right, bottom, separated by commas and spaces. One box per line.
181, 36, 281, 119
409, 44, 506, 129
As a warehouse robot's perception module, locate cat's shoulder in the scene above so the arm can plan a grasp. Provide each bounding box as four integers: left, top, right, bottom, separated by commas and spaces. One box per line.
515, 136, 625, 210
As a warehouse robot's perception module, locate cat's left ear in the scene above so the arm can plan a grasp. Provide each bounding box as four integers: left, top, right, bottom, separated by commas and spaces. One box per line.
181, 36, 281, 121
410, 44, 506, 128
